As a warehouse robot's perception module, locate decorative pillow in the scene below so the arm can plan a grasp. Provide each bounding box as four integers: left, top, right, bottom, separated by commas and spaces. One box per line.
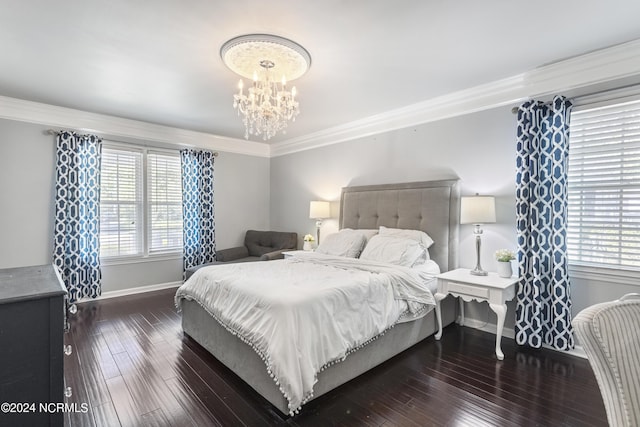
315, 229, 367, 258
359, 235, 427, 267
379, 226, 434, 249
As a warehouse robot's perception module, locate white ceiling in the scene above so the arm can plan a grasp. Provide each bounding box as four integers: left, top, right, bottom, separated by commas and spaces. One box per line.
2, 0, 640, 144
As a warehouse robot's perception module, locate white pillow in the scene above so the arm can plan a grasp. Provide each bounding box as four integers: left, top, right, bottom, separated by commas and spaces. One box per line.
359, 235, 427, 267
342, 228, 378, 244
315, 229, 367, 258
379, 226, 434, 249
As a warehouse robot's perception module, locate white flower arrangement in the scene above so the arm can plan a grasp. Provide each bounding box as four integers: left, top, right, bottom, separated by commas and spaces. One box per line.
495, 249, 516, 262
303, 234, 315, 242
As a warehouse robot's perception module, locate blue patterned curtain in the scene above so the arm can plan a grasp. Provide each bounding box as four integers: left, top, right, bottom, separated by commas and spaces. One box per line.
180, 149, 216, 279
515, 96, 574, 351
53, 131, 103, 302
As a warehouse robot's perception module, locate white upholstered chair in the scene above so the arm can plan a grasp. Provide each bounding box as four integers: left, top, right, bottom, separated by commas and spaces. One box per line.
573, 293, 640, 427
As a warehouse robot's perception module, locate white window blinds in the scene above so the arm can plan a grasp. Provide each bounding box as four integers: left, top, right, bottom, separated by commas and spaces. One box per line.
148, 152, 183, 252
567, 96, 640, 269
100, 148, 143, 257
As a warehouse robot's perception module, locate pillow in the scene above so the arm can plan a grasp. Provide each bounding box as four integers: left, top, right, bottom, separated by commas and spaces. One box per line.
315, 229, 367, 258
359, 235, 427, 267
341, 228, 378, 244
379, 226, 434, 249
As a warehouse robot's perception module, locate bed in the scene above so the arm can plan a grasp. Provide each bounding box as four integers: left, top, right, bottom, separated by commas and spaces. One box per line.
175, 179, 460, 415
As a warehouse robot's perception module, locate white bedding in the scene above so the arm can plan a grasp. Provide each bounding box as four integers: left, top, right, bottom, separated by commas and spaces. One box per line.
175, 253, 437, 414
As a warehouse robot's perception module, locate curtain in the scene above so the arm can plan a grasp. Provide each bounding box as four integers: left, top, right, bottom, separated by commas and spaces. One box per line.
514, 96, 574, 351
180, 149, 216, 279
53, 131, 103, 302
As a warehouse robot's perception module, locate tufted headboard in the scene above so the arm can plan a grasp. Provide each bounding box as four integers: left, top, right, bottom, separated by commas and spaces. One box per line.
339, 180, 460, 272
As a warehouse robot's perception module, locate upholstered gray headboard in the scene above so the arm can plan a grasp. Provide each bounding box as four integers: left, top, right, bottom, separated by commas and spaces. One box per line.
339, 180, 460, 272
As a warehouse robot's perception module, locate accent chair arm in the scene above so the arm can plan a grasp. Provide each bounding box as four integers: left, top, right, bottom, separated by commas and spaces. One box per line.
216, 246, 249, 262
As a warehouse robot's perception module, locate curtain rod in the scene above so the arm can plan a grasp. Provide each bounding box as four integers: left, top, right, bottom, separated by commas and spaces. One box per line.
511, 83, 640, 114
44, 129, 219, 157
511, 100, 556, 114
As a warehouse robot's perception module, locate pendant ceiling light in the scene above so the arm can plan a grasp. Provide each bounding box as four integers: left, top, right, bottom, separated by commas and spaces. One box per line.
221, 34, 311, 141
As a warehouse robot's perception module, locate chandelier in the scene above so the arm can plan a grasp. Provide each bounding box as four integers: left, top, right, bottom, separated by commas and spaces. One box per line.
220, 34, 311, 141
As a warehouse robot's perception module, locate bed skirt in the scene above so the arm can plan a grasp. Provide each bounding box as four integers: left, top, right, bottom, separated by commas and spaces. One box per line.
180, 296, 457, 415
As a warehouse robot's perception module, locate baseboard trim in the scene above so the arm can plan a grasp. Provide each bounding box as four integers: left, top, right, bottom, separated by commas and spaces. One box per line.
458, 317, 587, 359
76, 281, 182, 303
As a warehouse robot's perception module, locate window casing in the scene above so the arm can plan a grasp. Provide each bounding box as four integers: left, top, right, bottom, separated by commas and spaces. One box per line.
567, 94, 640, 271
100, 144, 183, 260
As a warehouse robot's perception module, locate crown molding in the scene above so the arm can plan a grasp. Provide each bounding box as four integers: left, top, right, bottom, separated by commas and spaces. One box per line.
2, 38, 640, 159
0, 96, 269, 157
270, 74, 527, 157
271, 38, 640, 157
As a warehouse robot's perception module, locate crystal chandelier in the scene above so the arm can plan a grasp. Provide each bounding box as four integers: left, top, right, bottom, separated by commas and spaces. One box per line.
220, 34, 311, 141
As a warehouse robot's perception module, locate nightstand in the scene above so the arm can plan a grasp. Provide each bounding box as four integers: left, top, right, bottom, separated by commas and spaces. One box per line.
434, 268, 519, 360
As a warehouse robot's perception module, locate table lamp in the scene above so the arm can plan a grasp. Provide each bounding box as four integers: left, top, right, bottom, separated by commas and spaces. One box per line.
309, 201, 330, 244
460, 194, 496, 276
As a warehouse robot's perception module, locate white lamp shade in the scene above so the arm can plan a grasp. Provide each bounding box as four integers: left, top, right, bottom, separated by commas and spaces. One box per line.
460, 195, 496, 224
309, 201, 330, 219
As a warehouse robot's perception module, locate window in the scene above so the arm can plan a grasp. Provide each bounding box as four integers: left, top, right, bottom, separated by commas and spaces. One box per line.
100, 148, 143, 257
100, 145, 183, 259
567, 95, 640, 270
148, 153, 183, 252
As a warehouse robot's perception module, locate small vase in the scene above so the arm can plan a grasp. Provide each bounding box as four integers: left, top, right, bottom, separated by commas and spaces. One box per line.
497, 261, 512, 278
303, 241, 313, 251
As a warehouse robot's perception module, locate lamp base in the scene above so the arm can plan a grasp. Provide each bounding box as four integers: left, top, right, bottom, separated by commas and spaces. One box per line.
470, 268, 488, 276
315, 220, 323, 244
470, 225, 488, 276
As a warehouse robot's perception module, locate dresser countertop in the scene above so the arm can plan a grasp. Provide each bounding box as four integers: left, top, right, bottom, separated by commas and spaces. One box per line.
0, 264, 67, 304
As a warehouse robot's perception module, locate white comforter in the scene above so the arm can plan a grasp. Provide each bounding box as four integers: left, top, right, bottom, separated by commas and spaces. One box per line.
174, 253, 436, 414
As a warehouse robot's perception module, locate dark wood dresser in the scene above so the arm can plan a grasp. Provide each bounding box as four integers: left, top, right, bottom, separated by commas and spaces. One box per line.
0, 264, 67, 427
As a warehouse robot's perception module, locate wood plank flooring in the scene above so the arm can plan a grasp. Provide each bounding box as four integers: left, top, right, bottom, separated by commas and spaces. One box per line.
63, 288, 607, 426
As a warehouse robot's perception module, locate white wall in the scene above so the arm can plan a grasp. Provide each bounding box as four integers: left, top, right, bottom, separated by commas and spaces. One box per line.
0, 118, 270, 293
0, 119, 56, 267
269, 104, 640, 332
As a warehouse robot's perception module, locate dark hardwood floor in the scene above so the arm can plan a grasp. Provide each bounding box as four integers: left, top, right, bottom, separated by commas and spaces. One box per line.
63, 288, 607, 427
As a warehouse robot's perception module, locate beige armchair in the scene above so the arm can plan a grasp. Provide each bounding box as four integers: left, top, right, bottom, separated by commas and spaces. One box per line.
573, 293, 640, 427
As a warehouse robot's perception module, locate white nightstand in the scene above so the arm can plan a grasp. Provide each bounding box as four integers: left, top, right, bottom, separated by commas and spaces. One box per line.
282, 250, 310, 259
434, 268, 519, 360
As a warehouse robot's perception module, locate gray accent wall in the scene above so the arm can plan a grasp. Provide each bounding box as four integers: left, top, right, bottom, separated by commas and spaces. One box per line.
0, 118, 270, 293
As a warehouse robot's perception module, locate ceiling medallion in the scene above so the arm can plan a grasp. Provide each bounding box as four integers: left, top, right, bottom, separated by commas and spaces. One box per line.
221, 34, 311, 141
